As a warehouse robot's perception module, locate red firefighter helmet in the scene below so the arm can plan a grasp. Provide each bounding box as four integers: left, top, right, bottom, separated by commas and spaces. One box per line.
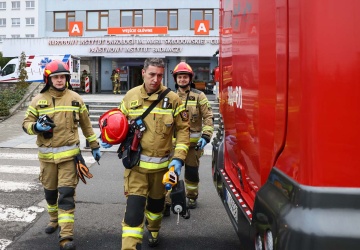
172, 62, 194, 82
99, 108, 129, 145
41, 60, 71, 93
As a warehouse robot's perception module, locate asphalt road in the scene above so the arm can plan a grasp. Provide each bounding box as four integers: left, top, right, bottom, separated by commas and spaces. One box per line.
4, 150, 242, 250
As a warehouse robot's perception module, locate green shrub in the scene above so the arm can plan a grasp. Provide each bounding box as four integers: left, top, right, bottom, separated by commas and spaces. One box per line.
0, 84, 28, 116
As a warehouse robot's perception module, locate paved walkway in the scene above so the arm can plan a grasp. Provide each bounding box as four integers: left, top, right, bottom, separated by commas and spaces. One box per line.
0, 93, 214, 155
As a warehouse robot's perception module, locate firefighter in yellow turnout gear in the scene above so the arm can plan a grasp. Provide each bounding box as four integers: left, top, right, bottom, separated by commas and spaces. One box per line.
22, 60, 101, 250
100, 58, 189, 249
164, 62, 214, 214
112, 68, 121, 94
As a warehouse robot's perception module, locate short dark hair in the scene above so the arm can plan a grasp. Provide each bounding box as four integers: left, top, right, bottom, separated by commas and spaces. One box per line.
143, 58, 165, 70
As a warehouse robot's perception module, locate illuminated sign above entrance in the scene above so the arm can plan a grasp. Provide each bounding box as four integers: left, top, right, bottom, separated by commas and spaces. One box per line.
108, 26, 168, 35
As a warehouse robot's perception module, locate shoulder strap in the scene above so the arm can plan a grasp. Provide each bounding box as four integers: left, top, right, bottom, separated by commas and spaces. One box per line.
140, 88, 171, 119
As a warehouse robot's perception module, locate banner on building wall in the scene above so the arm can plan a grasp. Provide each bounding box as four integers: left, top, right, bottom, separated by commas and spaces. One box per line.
2, 36, 219, 58
108, 26, 168, 35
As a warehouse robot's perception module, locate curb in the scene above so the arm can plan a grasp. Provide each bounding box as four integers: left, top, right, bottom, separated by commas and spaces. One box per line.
0, 82, 42, 121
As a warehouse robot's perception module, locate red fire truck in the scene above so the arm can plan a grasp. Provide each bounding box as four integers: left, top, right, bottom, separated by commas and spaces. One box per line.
212, 0, 360, 249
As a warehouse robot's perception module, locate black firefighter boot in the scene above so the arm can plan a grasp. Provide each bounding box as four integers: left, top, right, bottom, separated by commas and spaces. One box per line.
45, 220, 58, 234
59, 239, 76, 250
148, 230, 160, 247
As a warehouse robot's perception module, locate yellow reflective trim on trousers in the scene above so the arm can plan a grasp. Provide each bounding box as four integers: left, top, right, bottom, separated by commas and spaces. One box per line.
38, 147, 80, 160
122, 226, 143, 239
139, 160, 169, 170
145, 211, 162, 221
58, 214, 74, 223
186, 183, 198, 190
86, 133, 97, 142
47, 204, 58, 213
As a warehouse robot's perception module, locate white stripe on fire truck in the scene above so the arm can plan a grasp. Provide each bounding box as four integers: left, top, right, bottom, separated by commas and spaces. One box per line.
220, 169, 253, 220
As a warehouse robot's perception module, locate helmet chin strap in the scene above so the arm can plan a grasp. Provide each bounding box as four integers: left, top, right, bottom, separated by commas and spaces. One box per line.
178, 83, 190, 89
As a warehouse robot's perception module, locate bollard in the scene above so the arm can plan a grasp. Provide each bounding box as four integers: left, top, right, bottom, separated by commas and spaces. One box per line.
84, 104, 90, 149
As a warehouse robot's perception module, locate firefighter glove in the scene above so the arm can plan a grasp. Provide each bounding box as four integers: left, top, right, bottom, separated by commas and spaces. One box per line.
100, 139, 113, 149
196, 138, 208, 150
74, 154, 93, 184
35, 121, 52, 132
169, 158, 183, 176
92, 148, 101, 162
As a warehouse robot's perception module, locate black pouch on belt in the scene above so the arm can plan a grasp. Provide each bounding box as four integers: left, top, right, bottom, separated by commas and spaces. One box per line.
117, 130, 141, 169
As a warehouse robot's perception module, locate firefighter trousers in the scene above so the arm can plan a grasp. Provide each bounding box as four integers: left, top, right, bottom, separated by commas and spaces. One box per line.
121, 166, 167, 250
39, 160, 78, 241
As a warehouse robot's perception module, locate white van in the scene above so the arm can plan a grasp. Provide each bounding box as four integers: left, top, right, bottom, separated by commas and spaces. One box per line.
0, 54, 81, 89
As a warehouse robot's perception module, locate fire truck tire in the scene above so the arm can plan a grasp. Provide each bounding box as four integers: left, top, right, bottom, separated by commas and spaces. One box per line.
264, 230, 273, 250
255, 234, 263, 250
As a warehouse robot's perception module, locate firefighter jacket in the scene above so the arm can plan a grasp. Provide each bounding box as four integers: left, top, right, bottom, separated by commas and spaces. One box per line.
177, 88, 214, 145
22, 87, 99, 164
119, 83, 190, 172
111, 72, 119, 83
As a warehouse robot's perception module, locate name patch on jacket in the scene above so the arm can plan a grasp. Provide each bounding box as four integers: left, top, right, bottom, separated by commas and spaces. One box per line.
37, 100, 48, 108
130, 100, 139, 108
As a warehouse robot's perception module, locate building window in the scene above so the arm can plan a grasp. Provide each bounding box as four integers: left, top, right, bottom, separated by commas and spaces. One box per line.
11, 34, 20, 38
121, 10, 143, 27
11, 1, 20, 10
87, 11, 108, 30
155, 10, 178, 30
11, 18, 20, 27
54, 11, 75, 31
0, 2, 6, 10
26, 17, 35, 26
26, 1, 35, 9
0, 35, 5, 42
190, 9, 214, 29
191, 63, 210, 83
0, 18, 6, 27
25, 34, 34, 38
